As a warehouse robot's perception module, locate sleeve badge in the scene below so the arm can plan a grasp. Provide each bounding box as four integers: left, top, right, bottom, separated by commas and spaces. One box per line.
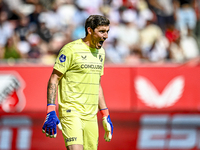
59, 54, 66, 63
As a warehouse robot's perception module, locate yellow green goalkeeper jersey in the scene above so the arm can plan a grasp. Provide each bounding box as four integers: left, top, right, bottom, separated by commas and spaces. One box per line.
53, 39, 105, 120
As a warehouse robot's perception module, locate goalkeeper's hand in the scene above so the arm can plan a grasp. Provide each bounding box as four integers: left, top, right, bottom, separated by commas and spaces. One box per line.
42, 104, 62, 138
100, 108, 113, 142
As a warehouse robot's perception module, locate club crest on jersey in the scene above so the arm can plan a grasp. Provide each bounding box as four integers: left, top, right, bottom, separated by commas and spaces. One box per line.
99, 55, 103, 62
59, 54, 66, 63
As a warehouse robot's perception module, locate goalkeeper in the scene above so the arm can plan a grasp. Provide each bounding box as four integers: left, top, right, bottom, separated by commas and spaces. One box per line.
42, 15, 113, 150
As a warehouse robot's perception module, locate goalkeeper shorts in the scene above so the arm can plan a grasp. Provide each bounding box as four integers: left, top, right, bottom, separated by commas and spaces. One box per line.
60, 115, 99, 150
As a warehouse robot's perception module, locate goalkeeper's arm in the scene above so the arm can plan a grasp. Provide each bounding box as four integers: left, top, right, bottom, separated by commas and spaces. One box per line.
42, 69, 63, 138
99, 82, 113, 142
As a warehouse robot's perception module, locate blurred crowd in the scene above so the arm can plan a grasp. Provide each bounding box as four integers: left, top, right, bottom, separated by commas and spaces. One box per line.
0, 0, 200, 65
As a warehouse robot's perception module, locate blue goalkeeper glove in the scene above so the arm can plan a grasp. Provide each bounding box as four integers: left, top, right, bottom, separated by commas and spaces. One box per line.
42, 104, 62, 138
100, 108, 113, 142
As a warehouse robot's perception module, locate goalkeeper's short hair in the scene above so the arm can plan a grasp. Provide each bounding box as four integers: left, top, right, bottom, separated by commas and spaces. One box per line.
85, 15, 110, 36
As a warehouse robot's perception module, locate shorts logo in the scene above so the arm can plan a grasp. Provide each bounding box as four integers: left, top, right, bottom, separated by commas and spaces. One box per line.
66, 137, 77, 142
59, 54, 66, 63
0, 72, 26, 112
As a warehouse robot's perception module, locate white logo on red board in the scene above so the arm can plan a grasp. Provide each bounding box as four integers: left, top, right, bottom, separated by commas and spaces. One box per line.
0, 72, 26, 112
138, 114, 200, 149
135, 76, 185, 108
0, 116, 32, 149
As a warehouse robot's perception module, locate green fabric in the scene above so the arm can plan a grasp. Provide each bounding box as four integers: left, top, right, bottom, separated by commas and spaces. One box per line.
4, 46, 21, 59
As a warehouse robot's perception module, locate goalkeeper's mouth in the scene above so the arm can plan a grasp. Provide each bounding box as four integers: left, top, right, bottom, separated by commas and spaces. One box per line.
97, 40, 104, 49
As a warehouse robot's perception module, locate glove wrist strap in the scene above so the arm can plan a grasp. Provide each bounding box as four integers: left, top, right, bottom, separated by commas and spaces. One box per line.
100, 108, 109, 117
47, 104, 56, 113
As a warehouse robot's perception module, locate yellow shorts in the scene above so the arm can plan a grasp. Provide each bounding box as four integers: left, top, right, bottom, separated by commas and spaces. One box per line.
60, 116, 99, 150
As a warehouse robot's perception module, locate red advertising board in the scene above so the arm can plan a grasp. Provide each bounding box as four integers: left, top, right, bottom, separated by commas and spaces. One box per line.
1, 65, 200, 150
1, 112, 200, 150
1, 65, 200, 112
101, 67, 133, 111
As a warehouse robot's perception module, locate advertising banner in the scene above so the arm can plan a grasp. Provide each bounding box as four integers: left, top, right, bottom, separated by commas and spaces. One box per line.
0, 65, 200, 149
0, 112, 200, 150
1, 65, 200, 112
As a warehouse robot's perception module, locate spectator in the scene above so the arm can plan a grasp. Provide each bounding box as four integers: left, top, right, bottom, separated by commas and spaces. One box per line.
14, 16, 32, 56
38, 2, 62, 33
0, 0, 199, 65
0, 0, 11, 19
125, 45, 143, 65
72, 3, 90, 26
3, 0, 24, 19
27, 33, 41, 59
0, 35, 23, 59
15, 16, 31, 41
37, 18, 52, 43
135, 0, 154, 29
72, 24, 85, 40
0, 11, 14, 47
180, 26, 199, 60
105, 38, 129, 63
75, 0, 103, 14
139, 10, 168, 62
168, 32, 186, 63
48, 32, 67, 55
57, 1, 78, 27
175, 0, 197, 36
28, 3, 43, 27
165, 23, 180, 44
194, 0, 200, 46
169, 26, 199, 63
117, 8, 140, 50
146, 36, 169, 62
39, 0, 56, 10
147, 0, 176, 32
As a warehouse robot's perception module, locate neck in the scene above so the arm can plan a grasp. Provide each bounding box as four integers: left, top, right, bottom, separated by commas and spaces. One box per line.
82, 37, 95, 48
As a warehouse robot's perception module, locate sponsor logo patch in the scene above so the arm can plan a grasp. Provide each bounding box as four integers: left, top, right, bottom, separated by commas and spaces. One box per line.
81, 55, 87, 60
81, 64, 102, 69
59, 54, 66, 63
66, 137, 77, 142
